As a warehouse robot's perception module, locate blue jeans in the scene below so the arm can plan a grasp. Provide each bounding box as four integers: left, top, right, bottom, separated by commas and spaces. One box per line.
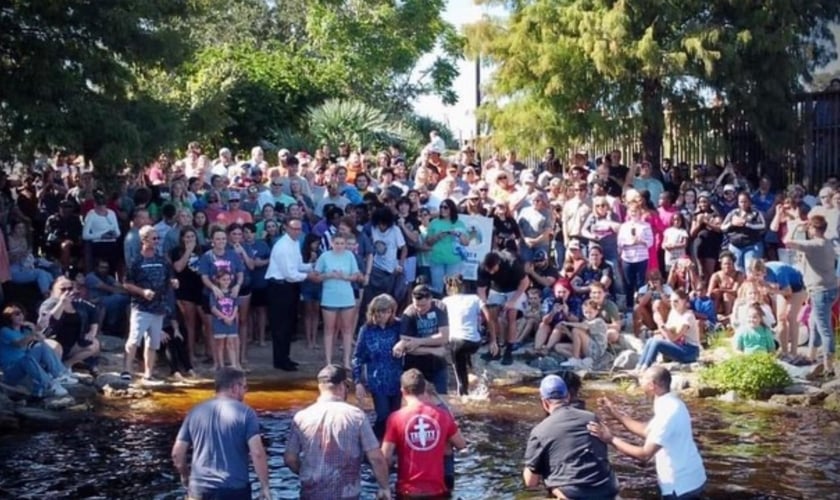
809, 288, 838, 355
622, 260, 648, 310
3, 342, 66, 396
371, 392, 402, 439
637, 338, 700, 369
429, 262, 463, 296
554, 241, 566, 269
728, 242, 762, 273
9, 263, 53, 295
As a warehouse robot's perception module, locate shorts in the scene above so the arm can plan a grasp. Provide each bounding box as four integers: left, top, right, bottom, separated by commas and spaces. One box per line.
300, 281, 322, 302
238, 286, 252, 297
486, 289, 526, 311
127, 310, 165, 350
250, 288, 268, 307
213, 331, 239, 339
321, 305, 354, 312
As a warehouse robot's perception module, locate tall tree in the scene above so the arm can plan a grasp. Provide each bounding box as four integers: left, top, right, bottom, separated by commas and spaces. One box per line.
0, 1, 191, 166
466, 0, 840, 166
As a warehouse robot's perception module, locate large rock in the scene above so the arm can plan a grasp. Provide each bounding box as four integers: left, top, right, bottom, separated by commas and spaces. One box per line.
95, 373, 130, 391
769, 392, 828, 407
779, 362, 825, 382
65, 383, 99, 401
14, 406, 62, 426
783, 383, 824, 396
475, 358, 544, 386
612, 350, 639, 371
528, 355, 565, 373
821, 378, 840, 393
98, 335, 125, 353
683, 385, 721, 398
823, 392, 840, 411
616, 334, 644, 353
43, 395, 77, 410
670, 374, 692, 392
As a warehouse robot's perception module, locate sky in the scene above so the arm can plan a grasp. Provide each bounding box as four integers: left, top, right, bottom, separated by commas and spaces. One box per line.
412, 1, 504, 143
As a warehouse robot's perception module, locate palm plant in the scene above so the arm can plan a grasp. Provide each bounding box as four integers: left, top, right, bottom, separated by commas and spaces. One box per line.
306, 99, 412, 151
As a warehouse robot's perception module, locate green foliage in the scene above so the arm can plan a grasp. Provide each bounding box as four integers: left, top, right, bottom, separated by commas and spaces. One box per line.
306, 99, 413, 152
0, 0, 192, 170
467, 0, 840, 162
700, 353, 792, 400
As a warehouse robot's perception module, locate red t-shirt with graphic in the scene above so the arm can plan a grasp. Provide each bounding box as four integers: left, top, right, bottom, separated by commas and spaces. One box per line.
383, 401, 458, 496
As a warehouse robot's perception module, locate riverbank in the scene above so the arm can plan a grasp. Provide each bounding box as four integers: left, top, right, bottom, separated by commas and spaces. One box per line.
2, 333, 838, 432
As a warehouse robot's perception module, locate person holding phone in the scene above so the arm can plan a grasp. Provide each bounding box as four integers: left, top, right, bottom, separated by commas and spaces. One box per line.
37, 276, 101, 375
618, 203, 654, 310
82, 190, 121, 273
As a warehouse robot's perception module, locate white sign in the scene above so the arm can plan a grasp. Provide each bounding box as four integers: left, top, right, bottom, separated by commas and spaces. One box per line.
458, 215, 494, 281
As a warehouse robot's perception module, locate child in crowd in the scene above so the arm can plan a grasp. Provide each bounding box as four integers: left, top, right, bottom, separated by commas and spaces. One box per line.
534, 283, 578, 355
300, 233, 323, 350
731, 283, 775, 331
209, 270, 240, 370
515, 288, 543, 347
733, 303, 778, 354
558, 299, 608, 369
662, 213, 689, 273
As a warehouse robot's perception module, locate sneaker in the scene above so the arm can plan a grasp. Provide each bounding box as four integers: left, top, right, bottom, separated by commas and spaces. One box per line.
501, 345, 514, 366
120, 371, 132, 381
55, 373, 79, 386
49, 382, 69, 397
141, 376, 165, 387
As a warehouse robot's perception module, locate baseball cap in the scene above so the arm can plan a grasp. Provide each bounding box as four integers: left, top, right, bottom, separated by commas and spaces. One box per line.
466, 188, 481, 199
539, 374, 569, 400
228, 190, 241, 201
317, 364, 347, 385
568, 239, 582, 250
534, 249, 548, 262
723, 184, 736, 193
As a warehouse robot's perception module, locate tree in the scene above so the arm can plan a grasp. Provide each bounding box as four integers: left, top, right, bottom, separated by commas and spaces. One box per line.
0, 1, 191, 167
466, 0, 840, 166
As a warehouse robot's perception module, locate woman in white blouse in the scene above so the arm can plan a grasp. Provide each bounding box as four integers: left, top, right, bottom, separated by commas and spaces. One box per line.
617, 203, 654, 310
82, 191, 121, 273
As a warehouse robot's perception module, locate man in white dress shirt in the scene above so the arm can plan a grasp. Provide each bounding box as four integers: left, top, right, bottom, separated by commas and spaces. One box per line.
587, 366, 707, 499
264, 218, 317, 371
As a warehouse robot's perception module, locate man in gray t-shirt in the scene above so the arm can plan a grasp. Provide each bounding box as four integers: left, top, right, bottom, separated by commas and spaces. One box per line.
172, 368, 270, 500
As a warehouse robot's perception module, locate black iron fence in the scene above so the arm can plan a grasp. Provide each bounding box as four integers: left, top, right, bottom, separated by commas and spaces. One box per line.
476, 89, 840, 190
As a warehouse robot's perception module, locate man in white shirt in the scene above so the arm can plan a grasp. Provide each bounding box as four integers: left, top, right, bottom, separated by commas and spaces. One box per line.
264, 218, 317, 371
588, 366, 707, 499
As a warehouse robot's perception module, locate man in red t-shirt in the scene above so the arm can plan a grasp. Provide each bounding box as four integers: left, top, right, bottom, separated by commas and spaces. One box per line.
381, 369, 466, 498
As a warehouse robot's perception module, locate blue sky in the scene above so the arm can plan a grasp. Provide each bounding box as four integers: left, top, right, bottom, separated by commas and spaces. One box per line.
412, 1, 504, 142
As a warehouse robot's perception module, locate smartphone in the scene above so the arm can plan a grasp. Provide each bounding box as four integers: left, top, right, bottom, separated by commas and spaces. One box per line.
631, 227, 637, 237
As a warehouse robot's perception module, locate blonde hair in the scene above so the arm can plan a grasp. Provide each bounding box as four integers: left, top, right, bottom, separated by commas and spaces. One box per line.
365, 294, 397, 325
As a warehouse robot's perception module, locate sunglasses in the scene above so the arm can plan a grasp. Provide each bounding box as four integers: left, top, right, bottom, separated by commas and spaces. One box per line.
60, 286, 73, 292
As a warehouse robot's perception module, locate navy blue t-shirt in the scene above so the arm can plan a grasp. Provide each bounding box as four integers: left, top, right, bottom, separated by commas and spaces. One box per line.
126, 254, 173, 315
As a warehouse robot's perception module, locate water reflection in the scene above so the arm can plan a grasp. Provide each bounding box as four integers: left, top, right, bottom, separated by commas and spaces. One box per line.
0, 381, 838, 499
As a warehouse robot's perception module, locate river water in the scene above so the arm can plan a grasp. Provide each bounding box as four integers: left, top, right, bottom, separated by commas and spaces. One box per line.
0, 380, 838, 499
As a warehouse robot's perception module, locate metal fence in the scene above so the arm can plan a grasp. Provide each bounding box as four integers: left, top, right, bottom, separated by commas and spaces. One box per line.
476, 89, 840, 189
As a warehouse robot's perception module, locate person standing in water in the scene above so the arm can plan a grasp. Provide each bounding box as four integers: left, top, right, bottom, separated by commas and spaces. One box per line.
588, 366, 706, 499
171, 367, 270, 500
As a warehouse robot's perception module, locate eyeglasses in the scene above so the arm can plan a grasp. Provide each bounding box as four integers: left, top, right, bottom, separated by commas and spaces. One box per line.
148, 236, 160, 241
479, 188, 488, 192
287, 226, 302, 231
229, 199, 240, 203
271, 183, 283, 187
575, 188, 587, 192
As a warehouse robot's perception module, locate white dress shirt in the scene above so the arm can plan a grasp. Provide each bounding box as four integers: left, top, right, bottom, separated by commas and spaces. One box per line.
265, 234, 312, 282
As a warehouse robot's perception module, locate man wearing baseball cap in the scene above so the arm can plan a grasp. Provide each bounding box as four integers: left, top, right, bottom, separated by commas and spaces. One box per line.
523, 375, 619, 499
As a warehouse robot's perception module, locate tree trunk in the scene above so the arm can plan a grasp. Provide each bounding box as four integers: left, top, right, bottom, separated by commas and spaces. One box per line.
641, 77, 664, 168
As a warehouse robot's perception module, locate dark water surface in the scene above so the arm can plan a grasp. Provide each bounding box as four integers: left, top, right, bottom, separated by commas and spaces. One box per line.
0, 380, 838, 499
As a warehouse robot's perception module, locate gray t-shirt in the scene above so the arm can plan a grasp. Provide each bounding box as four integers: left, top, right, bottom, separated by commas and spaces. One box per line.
792, 238, 837, 292
176, 397, 260, 495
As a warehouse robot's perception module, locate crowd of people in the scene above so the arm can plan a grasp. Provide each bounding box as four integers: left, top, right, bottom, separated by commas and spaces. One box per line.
0, 137, 838, 390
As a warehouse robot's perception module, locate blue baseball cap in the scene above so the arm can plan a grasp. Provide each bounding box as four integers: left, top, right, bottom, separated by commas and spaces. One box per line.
539, 374, 569, 400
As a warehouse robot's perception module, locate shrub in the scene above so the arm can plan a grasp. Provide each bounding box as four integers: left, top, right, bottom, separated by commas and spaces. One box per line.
699, 353, 792, 400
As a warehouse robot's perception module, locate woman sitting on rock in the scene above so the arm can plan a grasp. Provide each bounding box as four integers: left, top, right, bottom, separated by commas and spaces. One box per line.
636, 290, 702, 371
0, 304, 77, 398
